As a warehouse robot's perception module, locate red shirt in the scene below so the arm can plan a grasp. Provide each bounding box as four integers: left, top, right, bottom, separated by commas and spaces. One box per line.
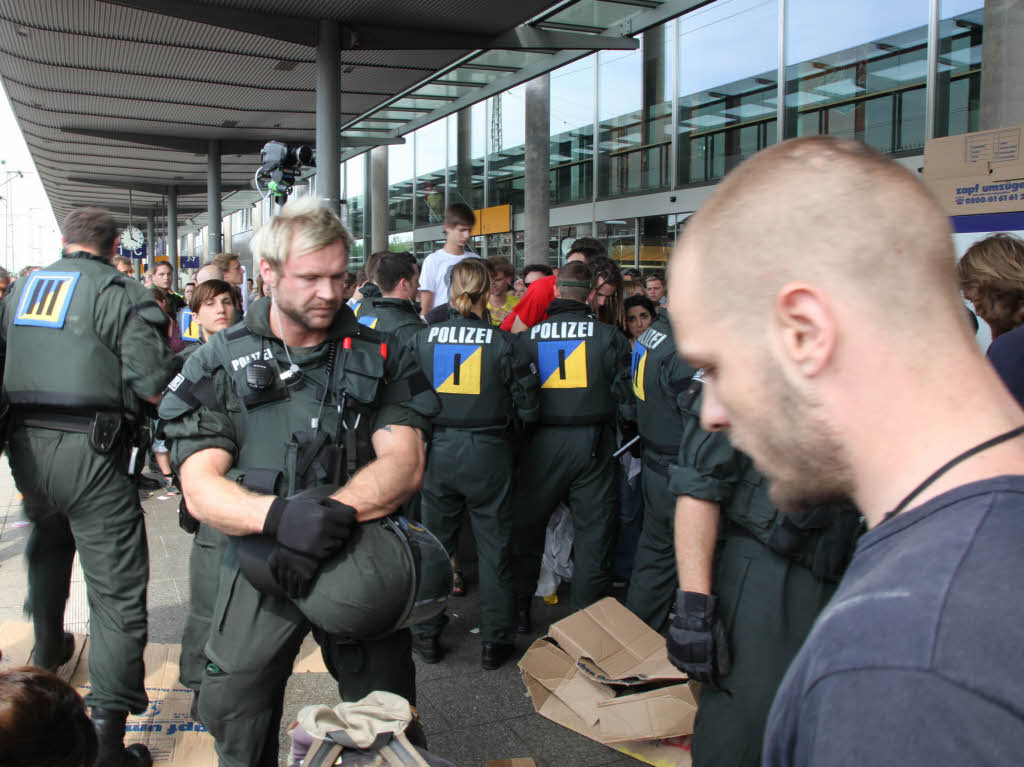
500, 274, 556, 331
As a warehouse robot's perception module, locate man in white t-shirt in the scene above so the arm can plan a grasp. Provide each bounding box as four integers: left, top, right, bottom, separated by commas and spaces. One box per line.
419, 202, 478, 315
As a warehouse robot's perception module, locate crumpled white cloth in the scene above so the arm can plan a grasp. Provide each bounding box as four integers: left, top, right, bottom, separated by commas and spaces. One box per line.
296, 691, 414, 748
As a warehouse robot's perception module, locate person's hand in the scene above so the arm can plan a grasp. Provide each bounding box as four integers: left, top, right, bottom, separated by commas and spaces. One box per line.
666, 590, 731, 685
267, 544, 320, 598
262, 496, 357, 560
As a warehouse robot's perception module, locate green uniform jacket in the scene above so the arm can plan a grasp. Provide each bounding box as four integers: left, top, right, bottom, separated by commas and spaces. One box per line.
355, 296, 426, 347
0, 252, 175, 415
158, 298, 440, 494
631, 311, 697, 457
407, 309, 538, 429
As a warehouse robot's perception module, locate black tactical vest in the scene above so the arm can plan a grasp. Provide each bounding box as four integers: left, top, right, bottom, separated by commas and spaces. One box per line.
413, 313, 513, 429
211, 320, 390, 496
4, 255, 159, 413
522, 302, 617, 426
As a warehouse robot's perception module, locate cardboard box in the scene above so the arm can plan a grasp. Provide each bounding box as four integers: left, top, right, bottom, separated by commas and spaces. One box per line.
0, 622, 331, 766
519, 598, 697, 766
922, 124, 1024, 216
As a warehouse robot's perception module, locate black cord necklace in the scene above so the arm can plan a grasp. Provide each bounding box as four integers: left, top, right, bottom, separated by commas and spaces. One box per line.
881, 425, 1024, 524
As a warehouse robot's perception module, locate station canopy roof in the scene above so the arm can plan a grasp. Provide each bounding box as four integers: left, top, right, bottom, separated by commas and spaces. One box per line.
0, 0, 695, 234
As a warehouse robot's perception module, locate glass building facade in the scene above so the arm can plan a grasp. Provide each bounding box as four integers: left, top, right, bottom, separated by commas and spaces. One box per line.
336, 0, 984, 271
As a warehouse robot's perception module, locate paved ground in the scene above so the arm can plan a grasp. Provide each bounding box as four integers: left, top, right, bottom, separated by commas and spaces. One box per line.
0, 458, 645, 766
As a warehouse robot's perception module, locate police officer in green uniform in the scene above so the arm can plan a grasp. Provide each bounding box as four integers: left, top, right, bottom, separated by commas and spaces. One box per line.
511, 260, 634, 628
165, 279, 237, 710
351, 251, 424, 346
624, 309, 697, 628
159, 197, 439, 767
666, 381, 861, 767
407, 259, 538, 669
0, 207, 176, 767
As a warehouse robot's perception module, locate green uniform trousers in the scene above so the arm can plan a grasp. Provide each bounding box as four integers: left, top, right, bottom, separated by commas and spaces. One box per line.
9, 427, 149, 714
692, 532, 837, 767
511, 424, 618, 611
625, 455, 677, 630
199, 539, 416, 767
179, 522, 229, 691
413, 429, 516, 644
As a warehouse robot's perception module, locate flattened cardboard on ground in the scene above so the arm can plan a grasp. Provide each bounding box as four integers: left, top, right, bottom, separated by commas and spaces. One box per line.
486, 759, 538, 767
922, 124, 1024, 216
518, 598, 696, 767
0, 621, 330, 765
0, 620, 217, 766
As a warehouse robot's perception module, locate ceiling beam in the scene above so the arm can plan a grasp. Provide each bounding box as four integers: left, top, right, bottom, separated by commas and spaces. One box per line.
60, 129, 405, 155
98, 0, 317, 45
67, 178, 250, 195
99, 0, 638, 51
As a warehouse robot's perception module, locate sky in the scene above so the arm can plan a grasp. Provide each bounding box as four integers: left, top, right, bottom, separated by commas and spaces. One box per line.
0, 82, 61, 274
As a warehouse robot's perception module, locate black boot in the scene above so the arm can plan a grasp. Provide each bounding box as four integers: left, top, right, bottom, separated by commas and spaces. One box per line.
92, 709, 152, 767
516, 597, 532, 635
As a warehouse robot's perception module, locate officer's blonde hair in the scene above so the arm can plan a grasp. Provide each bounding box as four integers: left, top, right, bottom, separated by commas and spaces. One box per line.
450, 258, 490, 318
250, 196, 353, 273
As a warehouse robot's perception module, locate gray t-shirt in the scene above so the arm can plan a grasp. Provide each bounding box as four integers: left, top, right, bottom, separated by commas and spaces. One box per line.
764, 475, 1024, 766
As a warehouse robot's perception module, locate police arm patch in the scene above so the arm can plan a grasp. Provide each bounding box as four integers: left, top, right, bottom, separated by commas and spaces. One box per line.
13, 271, 80, 328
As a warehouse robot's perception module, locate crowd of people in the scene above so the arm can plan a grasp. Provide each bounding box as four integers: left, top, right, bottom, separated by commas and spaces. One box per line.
2, 135, 1024, 767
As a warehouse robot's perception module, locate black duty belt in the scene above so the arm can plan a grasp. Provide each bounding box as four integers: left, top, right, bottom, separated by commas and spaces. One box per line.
433, 424, 508, 436
12, 409, 102, 434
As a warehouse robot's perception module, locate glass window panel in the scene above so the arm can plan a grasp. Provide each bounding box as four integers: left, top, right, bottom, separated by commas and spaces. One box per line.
437, 68, 504, 86
412, 83, 482, 100
415, 118, 448, 225
390, 98, 455, 112
372, 109, 427, 121
471, 50, 554, 71
598, 25, 671, 198
785, 0, 928, 153
934, 2, 983, 138
353, 119, 407, 130
487, 84, 526, 209
678, 0, 778, 185
343, 155, 365, 242
388, 140, 414, 233
545, 0, 646, 30
551, 54, 595, 204
597, 218, 637, 269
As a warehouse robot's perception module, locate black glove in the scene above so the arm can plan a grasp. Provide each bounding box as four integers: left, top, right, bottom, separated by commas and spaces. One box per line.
262, 496, 358, 560
267, 544, 320, 599
666, 590, 732, 685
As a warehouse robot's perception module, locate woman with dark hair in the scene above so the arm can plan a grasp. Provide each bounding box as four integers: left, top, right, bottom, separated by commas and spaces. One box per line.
0, 667, 99, 767
624, 294, 656, 345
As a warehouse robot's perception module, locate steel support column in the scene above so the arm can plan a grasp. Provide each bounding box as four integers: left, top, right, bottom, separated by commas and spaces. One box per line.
370, 145, 389, 253
525, 73, 551, 265
167, 186, 178, 287
207, 139, 221, 259
317, 19, 342, 215
145, 211, 154, 280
